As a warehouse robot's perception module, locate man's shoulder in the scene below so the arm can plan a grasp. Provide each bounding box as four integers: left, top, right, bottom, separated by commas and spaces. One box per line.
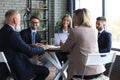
20, 28, 30, 33
1, 25, 14, 35
103, 30, 111, 35
101, 30, 112, 38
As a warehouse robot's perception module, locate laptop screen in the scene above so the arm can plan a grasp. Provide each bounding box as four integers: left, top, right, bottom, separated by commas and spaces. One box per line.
54, 33, 69, 46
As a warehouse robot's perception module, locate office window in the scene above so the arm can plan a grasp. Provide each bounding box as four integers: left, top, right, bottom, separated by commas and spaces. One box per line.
75, 0, 102, 27
75, 0, 80, 10
75, 0, 120, 48
105, 0, 120, 48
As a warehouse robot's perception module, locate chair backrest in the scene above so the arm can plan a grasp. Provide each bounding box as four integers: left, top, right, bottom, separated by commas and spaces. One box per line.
81, 52, 116, 80
85, 52, 116, 65
0, 52, 11, 73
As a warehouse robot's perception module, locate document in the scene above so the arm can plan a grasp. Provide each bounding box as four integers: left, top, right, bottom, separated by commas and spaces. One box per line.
54, 33, 69, 46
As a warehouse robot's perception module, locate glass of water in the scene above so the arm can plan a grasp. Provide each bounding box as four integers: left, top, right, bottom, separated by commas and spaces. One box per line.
50, 38, 55, 45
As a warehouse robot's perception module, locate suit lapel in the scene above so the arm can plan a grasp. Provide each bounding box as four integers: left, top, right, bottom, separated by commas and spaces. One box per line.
98, 30, 106, 38
27, 28, 32, 43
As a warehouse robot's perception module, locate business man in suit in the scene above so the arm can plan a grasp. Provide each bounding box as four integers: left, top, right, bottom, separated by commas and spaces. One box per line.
20, 16, 50, 67
20, 16, 42, 65
96, 17, 112, 53
20, 16, 41, 44
0, 9, 50, 80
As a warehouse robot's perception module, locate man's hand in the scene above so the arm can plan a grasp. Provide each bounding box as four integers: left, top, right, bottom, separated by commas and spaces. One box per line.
32, 43, 43, 47
32, 43, 52, 50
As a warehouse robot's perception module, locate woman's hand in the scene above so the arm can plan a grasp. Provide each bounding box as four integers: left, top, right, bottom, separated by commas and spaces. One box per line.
60, 40, 64, 46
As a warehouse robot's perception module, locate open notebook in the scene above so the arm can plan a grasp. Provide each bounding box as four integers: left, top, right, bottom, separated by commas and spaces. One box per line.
54, 33, 69, 46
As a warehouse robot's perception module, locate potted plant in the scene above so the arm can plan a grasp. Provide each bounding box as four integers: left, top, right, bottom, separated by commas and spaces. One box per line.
32, 10, 41, 18
43, 16, 46, 19
41, 23, 46, 30
43, 3, 48, 8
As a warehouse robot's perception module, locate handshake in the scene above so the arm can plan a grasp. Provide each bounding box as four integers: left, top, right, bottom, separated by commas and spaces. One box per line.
31, 43, 52, 50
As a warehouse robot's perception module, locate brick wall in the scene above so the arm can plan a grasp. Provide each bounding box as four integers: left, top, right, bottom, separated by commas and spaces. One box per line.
49, 0, 67, 36
0, 0, 67, 33
0, 0, 27, 30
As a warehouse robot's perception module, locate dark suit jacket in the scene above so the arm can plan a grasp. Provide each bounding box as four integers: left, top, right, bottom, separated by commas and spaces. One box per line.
20, 27, 41, 44
0, 24, 45, 80
98, 30, 112, 53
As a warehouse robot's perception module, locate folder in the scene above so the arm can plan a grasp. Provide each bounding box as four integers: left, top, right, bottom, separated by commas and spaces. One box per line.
54, 33, 69, 46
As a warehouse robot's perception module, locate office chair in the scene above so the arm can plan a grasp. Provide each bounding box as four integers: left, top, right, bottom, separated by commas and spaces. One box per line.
82, 52, 116, 80
0, 52, 13, 80
72, 52, 116, 80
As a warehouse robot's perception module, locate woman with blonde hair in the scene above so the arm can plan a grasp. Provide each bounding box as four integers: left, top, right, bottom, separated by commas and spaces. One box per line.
60, 8, 106, 80
54, 14, 72, 80
55, 14, 72, 33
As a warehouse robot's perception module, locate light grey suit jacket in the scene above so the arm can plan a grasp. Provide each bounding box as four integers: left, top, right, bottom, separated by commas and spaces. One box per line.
61, 26, 105, 80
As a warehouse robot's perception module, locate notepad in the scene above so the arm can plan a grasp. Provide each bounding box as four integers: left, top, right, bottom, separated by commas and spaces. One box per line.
54, 33, 69, 46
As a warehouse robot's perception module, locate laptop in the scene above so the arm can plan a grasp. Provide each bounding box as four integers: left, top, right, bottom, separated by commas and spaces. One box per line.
54, 33, 69, 46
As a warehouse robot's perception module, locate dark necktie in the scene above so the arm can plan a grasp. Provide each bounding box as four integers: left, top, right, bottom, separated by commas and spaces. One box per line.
32, 32, 36, 44
98, 32, 100, 37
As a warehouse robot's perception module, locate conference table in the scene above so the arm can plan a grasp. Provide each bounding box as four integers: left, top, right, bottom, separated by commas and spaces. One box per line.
45, 45, 69, 80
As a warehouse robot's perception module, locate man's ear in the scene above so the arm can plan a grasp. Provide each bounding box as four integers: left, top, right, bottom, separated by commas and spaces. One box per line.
13, 17, 17, 27
103, 22, 106, 27
13, 17, 16, 24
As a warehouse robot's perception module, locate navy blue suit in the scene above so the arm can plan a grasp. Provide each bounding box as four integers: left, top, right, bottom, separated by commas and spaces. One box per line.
20, 27, 41, 59
98, 30, 112, 53
20, 28, 51, 67
20, 27, 42, 44
0, 24, 49, 80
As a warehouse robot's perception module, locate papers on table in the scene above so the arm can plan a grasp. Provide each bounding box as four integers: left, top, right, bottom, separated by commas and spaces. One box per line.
50, 45, 60, 49
54, 33, 69, 46
47, 45, 60, 51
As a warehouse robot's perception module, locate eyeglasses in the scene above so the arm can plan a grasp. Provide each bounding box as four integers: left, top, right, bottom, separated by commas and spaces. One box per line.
31, 21, 39, 24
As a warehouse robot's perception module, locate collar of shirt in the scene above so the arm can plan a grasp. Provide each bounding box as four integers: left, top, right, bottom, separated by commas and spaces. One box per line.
98, 29, 104, 34
8, 24, 16, 31
31, 28, 37, 33
63, 29, 68, 33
